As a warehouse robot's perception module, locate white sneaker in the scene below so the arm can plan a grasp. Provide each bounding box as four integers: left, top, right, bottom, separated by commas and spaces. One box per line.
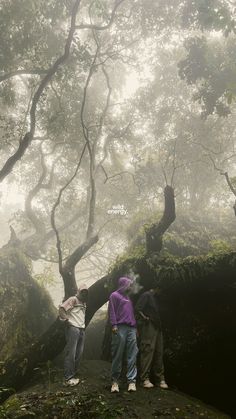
128, 382, 136, 392
65, 377, 80, 386
111, 382, 119, 393
159, 380, 168, 389
143, 379, 154, 388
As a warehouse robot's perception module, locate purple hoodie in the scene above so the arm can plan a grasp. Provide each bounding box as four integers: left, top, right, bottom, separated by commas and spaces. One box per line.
108, 277, 136, 327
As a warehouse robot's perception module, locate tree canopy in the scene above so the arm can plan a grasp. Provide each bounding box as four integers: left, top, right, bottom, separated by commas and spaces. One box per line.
0, 0, 235, 293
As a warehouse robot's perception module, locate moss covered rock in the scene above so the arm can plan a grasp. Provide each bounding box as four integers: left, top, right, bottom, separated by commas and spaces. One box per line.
105, 247, 236, 417
0, 360, 230, 419
0, 247, 56, 361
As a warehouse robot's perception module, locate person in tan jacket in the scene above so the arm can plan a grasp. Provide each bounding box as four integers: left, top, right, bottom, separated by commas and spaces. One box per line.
59, 284, 88, 386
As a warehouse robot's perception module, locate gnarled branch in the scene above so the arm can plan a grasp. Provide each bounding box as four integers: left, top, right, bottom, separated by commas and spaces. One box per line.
0, 69, 49, 83
146, 185, 176, 253
75, 0, 125, 31
0, 0, 81, 183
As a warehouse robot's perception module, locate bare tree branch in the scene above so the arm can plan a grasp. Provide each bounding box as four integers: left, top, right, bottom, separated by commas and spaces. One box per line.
50, 143, 87, 275
206, 154, 236, 215
64, 234, 99, 271
23, 1, 126, 264
19, 87, 36, 142
146, 185, 176, 253
25, 148, 48, 236
80, 41, 100, 239
222, 171, 236, 198
24, 141, 61, 244
161, 165, 168, 186
75, 0, 125, 31
0, 69, 50, 83
101, 166, 135, 184
50, 34, 115, 289
190, 139, 223, 156
95, 121, 133, 180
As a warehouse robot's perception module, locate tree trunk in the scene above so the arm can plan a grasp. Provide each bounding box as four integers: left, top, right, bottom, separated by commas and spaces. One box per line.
146, 185, 175, 252
0, 273, 112, 401
0, 187, 175, 400
0, 319, 64, 400
91, 252, 236, 418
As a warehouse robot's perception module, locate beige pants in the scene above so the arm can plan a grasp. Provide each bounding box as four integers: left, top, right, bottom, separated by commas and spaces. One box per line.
138, 320, 164, 382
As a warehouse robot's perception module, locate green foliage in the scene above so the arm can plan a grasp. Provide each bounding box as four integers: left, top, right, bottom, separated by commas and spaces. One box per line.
34, 265, 56, 287
181, 0, 236, 33
125, 210, 162, 247
2, 395, 22, 413
33, 360, 58, 392
108, 244, 146, 280
230, 176, 236, 187
124, 211, 236, 260
0, 0, 236, 287
209, 239, 232, 253
1, 391, 126, 418
108, 222, 236, 292
0, 0, 68, 72
178, 35, 236, 117
178, 0, 236, 118
0, 248, 56, 361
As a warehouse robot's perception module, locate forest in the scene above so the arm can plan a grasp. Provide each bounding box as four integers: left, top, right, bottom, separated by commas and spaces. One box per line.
0, 0, 236, 418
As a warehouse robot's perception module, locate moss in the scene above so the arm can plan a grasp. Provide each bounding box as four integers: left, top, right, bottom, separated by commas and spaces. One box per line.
209, 239, 233, 253
0, 363, 228, 419
3, 395, 22, 412
0, 247, 56, 361
108, 237, 236, 293
108, 244, 146, 276
126, 212, 236, 258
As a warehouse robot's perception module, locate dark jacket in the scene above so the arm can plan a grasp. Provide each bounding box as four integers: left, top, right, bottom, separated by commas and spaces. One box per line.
135, 290, 162, 330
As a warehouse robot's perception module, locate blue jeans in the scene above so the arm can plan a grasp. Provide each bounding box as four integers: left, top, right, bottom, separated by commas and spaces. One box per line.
111, 324, 138, 384
64, 324, 85, 380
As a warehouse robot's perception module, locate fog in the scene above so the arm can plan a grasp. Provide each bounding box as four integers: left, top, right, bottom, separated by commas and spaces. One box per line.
1, 1, 236, 307
1, 1, 236, 415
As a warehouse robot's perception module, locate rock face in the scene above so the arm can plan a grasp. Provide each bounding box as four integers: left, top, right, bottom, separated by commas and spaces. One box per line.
158, 258, 236, 417
0, 247, 56, 361
83, 310, 107, 360
0, 360, 230, 419
97, 250, 236, 418
1, 241, 236, 417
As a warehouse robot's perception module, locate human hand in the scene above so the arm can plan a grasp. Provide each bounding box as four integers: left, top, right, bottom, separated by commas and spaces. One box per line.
112, 326, 118, 334
59, 317, 69, 322
139, 311, 149, 321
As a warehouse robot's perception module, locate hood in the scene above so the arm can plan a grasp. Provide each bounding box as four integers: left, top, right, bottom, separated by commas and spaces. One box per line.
117, 276, 132, 294
78, 283, 88, 292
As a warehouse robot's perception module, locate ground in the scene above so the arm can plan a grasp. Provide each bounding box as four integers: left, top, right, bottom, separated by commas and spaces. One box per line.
0, 360, 230, 419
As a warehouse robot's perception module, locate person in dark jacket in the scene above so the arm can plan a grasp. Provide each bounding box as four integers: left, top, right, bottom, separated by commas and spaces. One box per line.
135, 287, 168, 389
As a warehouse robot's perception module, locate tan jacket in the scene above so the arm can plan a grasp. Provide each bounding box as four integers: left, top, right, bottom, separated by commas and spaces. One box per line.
59, 284, 87, 328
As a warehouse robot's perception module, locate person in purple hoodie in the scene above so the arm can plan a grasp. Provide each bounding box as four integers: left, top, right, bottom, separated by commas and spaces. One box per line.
108, 276, 138, 393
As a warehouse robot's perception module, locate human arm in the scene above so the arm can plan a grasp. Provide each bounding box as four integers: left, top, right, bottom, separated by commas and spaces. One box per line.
108, 293, 118, 333
135, 293, 149, 320
58, 306, 69, 321
138, 310, 150, 321
58, 296, 77, 321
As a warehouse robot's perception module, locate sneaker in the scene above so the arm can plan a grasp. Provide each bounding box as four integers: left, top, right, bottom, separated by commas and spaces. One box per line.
159, 380, 168, 389
143, 379, 154, 388
128, 382, 136, 392
111, 382, 119, 393
65, 378, 80, 386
